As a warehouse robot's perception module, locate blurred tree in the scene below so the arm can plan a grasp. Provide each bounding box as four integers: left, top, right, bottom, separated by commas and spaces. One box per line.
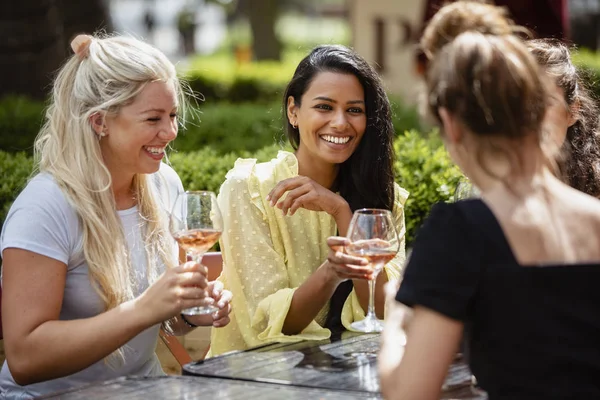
0, 0, 112, 100
209, 0, 282, 61
246, 0, 281, 61
61, 0, 113, 50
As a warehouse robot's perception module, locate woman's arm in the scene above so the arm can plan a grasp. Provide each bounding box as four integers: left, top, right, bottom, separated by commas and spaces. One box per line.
2, 248, 209, 385
379, 305, 463, 400
282, 237, 372, 335
268, 176, 393, 321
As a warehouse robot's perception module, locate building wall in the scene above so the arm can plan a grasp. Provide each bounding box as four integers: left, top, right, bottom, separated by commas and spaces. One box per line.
349, 0, 427, 102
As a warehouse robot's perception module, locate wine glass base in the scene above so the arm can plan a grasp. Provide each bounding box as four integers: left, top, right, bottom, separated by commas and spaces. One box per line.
182, 305, 219, 316
350, 317, 384, 333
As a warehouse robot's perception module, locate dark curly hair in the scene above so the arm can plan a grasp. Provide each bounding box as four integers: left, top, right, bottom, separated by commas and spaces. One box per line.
528, 39, 600, 198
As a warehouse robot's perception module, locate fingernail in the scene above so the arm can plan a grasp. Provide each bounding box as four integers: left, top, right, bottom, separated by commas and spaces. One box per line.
218, 301, 225, 308
269, 200, 274, 207
266, 194, 271, 201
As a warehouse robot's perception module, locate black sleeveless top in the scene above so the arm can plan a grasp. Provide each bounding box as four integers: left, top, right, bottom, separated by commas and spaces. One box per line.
396, 199, 600, 399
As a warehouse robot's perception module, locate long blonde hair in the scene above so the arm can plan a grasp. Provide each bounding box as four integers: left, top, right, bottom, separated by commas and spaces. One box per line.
34, 35, 185, 314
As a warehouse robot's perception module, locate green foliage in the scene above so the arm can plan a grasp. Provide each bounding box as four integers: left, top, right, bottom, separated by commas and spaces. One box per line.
183, 52, 298, 103
174, 99, 422, 155
1, 133, 461, 245
390, 96, 422, 134
571, 48, 600, 100
394, 130, 464, 245
0, 95, 45, 154
169, 144, 284, 193
0, 87, 423, 158
174, 102, 287, 154
0, 151, 34, 225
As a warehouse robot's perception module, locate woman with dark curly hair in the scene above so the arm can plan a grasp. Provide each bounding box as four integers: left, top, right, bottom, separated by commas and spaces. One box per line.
528, 38, 600, 198
210, 44, 409, 355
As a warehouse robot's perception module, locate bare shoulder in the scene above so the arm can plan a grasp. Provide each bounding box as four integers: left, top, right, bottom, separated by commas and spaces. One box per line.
558, 184, 600, 220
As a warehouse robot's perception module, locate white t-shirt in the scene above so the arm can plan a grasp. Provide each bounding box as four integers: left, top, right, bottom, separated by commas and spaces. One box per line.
0, 163, 183, 399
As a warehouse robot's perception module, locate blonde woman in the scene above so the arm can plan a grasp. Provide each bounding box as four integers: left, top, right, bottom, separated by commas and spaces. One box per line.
0, 34, 232, 398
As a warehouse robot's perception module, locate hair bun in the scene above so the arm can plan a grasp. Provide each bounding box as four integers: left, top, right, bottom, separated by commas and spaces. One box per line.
71, 34, 93, 59
421, 1, 525, 60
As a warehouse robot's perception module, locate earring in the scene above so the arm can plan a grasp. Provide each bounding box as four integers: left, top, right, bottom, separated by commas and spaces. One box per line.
292, 123, 297, 129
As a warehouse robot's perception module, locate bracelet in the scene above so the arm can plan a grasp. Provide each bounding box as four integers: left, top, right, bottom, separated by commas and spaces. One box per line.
180, 313, 199, 328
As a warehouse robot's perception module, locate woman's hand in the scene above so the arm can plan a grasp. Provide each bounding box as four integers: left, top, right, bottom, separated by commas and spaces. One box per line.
184, 280, 233, 328
135, 260, 212, 326
208, 280, 233, 327
267, 176, 349, 217
323, 236, 374, 283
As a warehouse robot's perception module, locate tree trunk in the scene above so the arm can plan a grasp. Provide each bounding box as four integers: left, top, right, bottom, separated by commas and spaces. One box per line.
247, 0, 281, 61
0, 0, 66, 99
60, 0, 113, 49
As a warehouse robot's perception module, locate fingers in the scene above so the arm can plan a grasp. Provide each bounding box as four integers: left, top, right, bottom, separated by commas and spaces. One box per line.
327, 250, 368, 268
212, 313, 231, 328
266, 177, 309, 207
177, 286, 211, 301
174, 261, 209, 289
287, 193, 316, 216
277, 187, 312, 215
214, 289, 233, 308
327, 236, 351, 251
208, 280, 224, 299
211, 289, 232, 328
330, 262, 374, 280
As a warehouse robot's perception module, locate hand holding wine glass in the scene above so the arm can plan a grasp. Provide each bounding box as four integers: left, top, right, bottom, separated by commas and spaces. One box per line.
345, 209, 399, 333
170, 191, 223, 316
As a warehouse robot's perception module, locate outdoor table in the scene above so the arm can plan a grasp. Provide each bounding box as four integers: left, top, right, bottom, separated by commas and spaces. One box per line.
37, 375, 379, 399
183, 332, 487, 399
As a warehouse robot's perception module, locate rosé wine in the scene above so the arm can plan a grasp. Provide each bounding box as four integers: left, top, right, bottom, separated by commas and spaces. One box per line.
173, 229, 221, 254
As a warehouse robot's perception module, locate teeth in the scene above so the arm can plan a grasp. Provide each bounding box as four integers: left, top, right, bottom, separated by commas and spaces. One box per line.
145, 146, 165, 155
321, 135, 350, 144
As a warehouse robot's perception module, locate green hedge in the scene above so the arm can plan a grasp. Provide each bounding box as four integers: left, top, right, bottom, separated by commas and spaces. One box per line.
571, 48, 600, 100
394, 130, 463, 243
1, 131, 461, 245
183, 52, 298, 103
0, 151, 35, 224
0, 96, 45, 153
0, 96, 421, 156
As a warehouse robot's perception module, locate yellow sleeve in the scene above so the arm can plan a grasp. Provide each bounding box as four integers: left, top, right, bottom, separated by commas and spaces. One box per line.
218, 161, 330, 348
341, 183, 410, 328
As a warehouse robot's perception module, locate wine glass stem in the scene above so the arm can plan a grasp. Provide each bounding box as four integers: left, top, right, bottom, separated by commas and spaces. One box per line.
188, 251, 203, 264
366, 272, 379, 320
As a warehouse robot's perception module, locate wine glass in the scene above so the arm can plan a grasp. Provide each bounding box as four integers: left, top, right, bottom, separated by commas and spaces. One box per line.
453, 179, 480, 202
345, 209, 399, 333
170, 191, 223, 315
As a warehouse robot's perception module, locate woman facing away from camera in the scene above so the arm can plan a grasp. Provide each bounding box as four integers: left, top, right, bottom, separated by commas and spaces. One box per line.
418, 1, 600, 199
209, 44, 409, 356
379, 2, 600, 399
0, 34, 232, 399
